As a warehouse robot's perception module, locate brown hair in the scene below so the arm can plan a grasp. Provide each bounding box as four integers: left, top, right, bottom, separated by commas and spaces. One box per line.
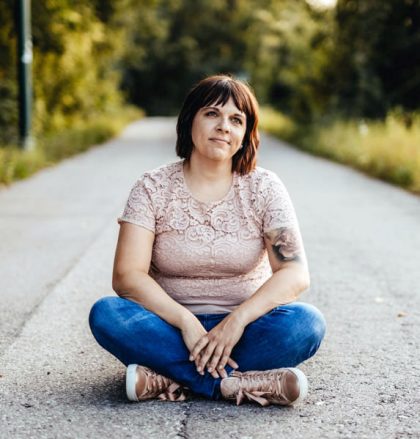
176, 74, 260, 175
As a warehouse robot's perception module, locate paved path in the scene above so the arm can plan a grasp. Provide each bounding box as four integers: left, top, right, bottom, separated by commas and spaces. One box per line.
0, 119, 419, 438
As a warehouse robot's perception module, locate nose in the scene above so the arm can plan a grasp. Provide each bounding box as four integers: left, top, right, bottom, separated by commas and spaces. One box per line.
217, 117, 230, 133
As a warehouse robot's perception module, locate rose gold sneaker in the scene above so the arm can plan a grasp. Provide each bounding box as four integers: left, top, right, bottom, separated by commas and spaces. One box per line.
220, 367, 308, 407
126, 364, 189, 402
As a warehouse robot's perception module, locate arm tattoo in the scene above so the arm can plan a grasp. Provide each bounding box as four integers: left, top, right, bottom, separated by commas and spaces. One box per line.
264, 227, 302, 262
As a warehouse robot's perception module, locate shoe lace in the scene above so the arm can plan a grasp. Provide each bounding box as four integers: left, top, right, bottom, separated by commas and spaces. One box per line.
231, 370, 289, 407
142, 368, 188, 402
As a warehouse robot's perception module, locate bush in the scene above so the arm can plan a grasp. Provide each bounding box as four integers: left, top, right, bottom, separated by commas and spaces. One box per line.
260, 107, 420, 194
0, 106, 141, 186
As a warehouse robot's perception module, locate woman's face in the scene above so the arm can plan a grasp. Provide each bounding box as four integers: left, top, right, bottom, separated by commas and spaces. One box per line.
190, 97, 247, 164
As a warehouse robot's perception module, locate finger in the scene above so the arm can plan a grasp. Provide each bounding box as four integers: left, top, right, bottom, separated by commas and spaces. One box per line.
218, 368, 228, 379
201, 351, 222, 379
211, 363, 226, 379
227, 357, 239, 369
194, 352, 206, 374
212, 348, 233, 379
197, 341, 217, 374
215, 353, 231, 372
212, 370, 223, 379
209, 366, 222, 379
194, 353, 204, 373
197, 341, 217, 371
190, 336, 209, 361
207, 346, 225, 374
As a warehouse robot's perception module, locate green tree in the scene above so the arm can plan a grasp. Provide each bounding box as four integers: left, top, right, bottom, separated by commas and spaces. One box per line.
323, 0, 420, 118
0, 0, 134, 143
244, 0, 336, 122
31, 0, 127, 133
0, 0, 18, 143
121, 0, 252, 115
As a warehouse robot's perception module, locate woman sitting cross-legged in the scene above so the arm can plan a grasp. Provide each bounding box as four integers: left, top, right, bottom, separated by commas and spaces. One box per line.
89, 74, 326, 407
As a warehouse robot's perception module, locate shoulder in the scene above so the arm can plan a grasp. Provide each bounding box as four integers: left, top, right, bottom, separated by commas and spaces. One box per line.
134, 160, 182, 193
237, 166, 286, 193
139, 160, 182, 182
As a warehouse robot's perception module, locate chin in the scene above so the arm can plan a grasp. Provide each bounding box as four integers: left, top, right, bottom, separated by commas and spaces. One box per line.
203, 149, 228, 160
208, 152, 230, 162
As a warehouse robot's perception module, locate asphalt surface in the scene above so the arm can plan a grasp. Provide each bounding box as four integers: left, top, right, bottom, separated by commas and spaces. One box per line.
0, 118, 419, 438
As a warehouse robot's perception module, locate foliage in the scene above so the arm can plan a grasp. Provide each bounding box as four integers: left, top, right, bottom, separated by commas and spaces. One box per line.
0, 0, 18, 143
318, 0, 420, 119
31, 0, 131, 134
0, 107, 141, 185
1, 0, 419, 187
244, 1, 335, 123
120, 0, 253, 115
2, 0, 419, 128
0, 0, 136, 144
260, 107, 420, 193
118, 0, 420, 121
259, 106, 297, 140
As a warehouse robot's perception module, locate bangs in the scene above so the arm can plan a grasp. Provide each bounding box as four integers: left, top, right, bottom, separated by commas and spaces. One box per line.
199, 80, 250, 114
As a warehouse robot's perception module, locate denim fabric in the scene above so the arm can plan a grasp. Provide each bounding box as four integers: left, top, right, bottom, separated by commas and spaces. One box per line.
89, 297, 326, 400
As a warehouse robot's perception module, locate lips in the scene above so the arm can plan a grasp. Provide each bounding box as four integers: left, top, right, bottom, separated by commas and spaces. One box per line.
210, 138, 230, 144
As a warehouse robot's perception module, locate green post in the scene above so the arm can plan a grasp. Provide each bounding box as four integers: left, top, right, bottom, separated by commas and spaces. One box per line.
17, 0, 34, 150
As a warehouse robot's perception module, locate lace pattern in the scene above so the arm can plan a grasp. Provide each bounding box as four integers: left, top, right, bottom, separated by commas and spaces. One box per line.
118, 160, 301, 314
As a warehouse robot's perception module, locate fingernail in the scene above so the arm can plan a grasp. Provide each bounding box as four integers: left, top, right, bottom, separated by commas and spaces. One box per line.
189, 355, 193, 361
208, 367, 212, 372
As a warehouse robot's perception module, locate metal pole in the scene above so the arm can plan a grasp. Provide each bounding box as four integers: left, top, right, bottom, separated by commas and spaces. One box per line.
17, 0, 34, 150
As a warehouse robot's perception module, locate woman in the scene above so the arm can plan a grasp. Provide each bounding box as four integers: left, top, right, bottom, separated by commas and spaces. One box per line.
89, 74, 326, 407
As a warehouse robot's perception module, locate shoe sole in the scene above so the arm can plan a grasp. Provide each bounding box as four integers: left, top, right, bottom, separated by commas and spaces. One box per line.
126, 364, 139, 401
287, 368, 308, 405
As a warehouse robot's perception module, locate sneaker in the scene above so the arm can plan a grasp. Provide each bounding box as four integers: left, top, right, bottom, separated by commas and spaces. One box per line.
220, 368, 308, 407
126, 364, 189, 402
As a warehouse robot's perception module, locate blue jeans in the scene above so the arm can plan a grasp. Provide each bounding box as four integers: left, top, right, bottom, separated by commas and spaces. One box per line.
89, 297, 326, 400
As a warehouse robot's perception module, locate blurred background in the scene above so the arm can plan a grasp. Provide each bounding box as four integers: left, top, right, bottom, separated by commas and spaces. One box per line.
0, 0, 419, 191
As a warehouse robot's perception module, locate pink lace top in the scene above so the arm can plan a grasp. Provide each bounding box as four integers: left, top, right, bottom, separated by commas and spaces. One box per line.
117, 160, 302, 314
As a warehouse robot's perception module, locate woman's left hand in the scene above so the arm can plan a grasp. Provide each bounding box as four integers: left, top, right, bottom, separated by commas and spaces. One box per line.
189, 314, 245, 379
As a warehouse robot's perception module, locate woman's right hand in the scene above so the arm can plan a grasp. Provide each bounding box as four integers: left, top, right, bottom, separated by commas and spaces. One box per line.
180, 317, 235, 379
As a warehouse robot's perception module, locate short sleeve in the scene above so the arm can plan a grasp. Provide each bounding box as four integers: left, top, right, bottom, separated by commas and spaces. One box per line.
117, 176, 155, 233
262, 171, 300, 233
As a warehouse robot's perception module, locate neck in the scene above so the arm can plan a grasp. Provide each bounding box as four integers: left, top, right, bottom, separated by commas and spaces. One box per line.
184, 153, 233, 183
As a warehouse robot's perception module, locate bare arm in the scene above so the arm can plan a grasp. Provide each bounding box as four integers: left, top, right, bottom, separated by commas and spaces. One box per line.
190, 225, 310, 375
113, 222, 238, 376
229, 226, 310, 327
112, 222, 196, 330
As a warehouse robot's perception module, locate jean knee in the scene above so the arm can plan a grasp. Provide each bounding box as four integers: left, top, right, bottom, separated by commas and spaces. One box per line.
289, 302, 327, 347
88, 296, 120, 337
301, 303, 327, 355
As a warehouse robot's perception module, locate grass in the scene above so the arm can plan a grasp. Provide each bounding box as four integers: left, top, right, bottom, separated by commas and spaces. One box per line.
259, 107, 420, 194
0, 107, 142, 186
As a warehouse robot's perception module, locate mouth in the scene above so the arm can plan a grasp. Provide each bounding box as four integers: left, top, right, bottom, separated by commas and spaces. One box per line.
210, 138, 230, 145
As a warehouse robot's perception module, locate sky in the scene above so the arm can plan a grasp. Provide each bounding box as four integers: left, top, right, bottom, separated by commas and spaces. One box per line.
306, 0, 337, 9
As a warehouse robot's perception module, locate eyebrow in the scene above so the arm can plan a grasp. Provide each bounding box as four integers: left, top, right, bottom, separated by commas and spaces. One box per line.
203, 106, 245, 119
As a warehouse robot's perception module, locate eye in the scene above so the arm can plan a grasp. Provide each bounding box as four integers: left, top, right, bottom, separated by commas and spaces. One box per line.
232, 117, 243, 125
205, 111, 217, 116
